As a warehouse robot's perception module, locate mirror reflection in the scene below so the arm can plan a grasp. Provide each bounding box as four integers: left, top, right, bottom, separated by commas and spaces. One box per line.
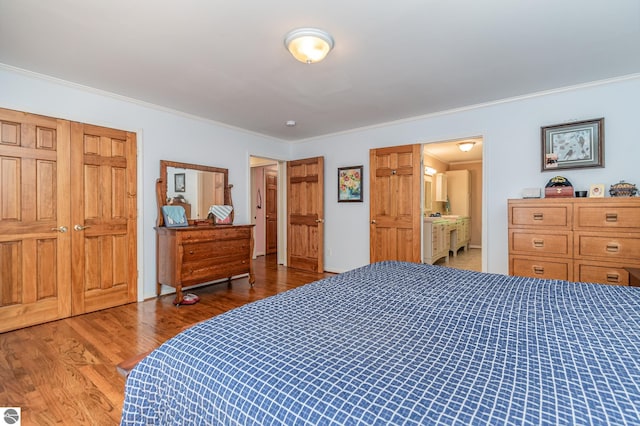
166, 168, 225, 219
160, 160, 229, 221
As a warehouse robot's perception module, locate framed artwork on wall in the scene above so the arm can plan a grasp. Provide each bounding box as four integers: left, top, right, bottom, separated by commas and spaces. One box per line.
338, 165, 363, 202
541, 118, 604, 171
174, 173, 186, 192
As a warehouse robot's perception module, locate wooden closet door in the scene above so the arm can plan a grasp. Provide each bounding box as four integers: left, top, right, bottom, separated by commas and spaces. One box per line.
70, 122, 137, 315
370, 144, 421, 263
0, 108, 72, 332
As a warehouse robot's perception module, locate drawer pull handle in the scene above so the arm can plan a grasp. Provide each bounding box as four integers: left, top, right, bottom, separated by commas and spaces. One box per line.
606, 243, 619, 253
189, 250, 194, 254
605, 213, 618, 222
606, 273, 620, 283
533, 239, 544, 248
533, 213, 544, 220
533, 266, 545, 274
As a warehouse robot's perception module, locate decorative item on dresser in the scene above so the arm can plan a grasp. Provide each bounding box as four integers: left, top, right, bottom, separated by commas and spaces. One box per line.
610, 180, 638, 197
156, 160, 255, 305
508, 198, 640, 285
544, 175, 574, 198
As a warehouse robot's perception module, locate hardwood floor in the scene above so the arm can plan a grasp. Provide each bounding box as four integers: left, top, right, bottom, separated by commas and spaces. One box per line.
0, 255, 333, 425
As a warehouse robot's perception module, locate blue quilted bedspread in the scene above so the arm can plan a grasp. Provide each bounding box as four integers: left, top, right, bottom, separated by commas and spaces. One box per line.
121, 261, 640, 425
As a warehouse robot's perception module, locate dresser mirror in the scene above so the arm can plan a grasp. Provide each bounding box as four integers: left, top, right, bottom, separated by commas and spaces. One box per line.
158, 160, 230, 224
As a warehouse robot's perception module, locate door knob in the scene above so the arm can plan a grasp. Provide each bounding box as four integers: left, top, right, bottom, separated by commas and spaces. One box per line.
315, 219, 324, 223
74, 224, 91, 231
371, 220, 377, 224
51, 226, 68, 233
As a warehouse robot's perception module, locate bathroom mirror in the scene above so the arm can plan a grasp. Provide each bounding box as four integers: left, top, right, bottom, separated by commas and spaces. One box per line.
424, 175, 433, 212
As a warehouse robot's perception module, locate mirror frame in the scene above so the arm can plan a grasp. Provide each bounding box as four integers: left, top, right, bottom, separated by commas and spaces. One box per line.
158, 160, 230, 226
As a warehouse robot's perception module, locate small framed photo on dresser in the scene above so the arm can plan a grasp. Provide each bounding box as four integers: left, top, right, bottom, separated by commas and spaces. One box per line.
589, 184, 605, 198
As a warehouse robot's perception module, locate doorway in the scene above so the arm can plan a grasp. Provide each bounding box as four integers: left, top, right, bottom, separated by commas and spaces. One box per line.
422, 137, 483, 272
250, 156, 281, 263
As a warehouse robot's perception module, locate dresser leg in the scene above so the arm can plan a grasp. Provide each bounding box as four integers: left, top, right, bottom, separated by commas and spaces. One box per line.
173, 287, 184, 306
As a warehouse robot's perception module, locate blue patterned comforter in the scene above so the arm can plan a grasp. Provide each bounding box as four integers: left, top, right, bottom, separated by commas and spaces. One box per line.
121, 261, 640, 425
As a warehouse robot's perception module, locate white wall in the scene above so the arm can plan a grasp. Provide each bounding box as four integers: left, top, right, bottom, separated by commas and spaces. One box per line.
3, 65, 639, 292
291, 76, 640, 274
0, 66, 291, 300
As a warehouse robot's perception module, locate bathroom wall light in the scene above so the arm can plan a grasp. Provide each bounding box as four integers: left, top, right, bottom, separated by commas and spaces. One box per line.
424, 166, 437, 176
284, 28, 334, 64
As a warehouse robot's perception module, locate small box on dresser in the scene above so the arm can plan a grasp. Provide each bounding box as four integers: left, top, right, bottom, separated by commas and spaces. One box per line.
544, 186, 574, 198
508, 198, 640, 285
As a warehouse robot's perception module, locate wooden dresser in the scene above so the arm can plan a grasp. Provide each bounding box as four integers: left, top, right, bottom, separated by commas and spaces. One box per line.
508, 198, 640, 285
156, 224, 255, 304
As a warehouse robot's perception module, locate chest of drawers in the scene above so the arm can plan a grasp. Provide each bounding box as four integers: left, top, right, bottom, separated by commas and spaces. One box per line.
156, 224, 255, 304
508, 198, 640, 285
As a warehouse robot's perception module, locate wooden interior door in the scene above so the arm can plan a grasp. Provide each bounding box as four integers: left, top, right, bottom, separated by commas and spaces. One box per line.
287, 157, 324, 272
70, 122, 137, 315
370, 144, 421, 263
265, 168, 278, 254
0, 108, 72, 332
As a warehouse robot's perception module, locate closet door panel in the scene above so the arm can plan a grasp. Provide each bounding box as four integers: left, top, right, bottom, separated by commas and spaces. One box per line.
70, 122, 137, 315
0, 108, 71, 332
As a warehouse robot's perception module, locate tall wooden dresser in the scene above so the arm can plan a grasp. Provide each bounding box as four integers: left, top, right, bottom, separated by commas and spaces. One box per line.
156, 224, 255, 304
508, 198, 640, 285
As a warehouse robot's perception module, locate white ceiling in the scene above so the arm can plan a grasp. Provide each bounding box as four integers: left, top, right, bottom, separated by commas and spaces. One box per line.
1, 1, 639, 142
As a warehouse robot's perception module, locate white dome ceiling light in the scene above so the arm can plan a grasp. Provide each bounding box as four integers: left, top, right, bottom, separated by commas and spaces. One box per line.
284, 28, 334, 64
457, 141, 476, 152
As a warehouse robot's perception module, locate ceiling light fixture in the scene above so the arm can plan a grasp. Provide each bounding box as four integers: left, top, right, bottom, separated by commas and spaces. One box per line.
457, 141, 476, 152
284, 28, 334, 64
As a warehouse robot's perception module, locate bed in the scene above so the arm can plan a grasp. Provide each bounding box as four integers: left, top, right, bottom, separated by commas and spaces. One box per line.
121, 261, 640, 424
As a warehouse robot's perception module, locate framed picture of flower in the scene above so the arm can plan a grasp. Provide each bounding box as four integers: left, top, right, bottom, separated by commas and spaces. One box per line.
338, 165, 363, 202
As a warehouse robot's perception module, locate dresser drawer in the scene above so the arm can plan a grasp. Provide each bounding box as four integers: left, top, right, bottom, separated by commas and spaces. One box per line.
182, 239, 249, 262
574, 202, 640, 231
509, 204, 572, 228
574, 261, 631, 286
182, 254, 251, 284
510, 256, 572, 280
179, 226, 251, 243
509, 230, 572, 256
574, 232, 640, 261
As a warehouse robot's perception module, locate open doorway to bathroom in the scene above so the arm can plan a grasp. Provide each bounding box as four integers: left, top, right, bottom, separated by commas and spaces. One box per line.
422, 137, 483, 272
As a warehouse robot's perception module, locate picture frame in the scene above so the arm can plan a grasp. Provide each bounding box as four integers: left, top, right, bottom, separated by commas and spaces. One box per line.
338, 165, 363, 202
161, 205, 189, 227
174, 173, 186, 192
589, 183, 605, 198
541, 118, 604, 171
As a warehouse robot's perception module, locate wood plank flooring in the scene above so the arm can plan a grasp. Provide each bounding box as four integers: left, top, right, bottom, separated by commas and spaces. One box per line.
0, 255, 333, 425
